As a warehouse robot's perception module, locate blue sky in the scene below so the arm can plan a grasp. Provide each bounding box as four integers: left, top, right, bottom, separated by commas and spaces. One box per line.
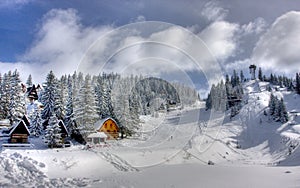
1, 0, 300, 96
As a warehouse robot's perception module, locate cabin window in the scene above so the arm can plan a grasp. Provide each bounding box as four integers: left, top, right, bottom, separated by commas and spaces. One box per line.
104, 124, 107, 129
110, 124, 112, 128
93, 138, 99, 144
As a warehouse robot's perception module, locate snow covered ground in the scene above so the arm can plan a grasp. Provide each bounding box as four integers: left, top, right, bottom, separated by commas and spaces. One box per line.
1, 80, 300, 187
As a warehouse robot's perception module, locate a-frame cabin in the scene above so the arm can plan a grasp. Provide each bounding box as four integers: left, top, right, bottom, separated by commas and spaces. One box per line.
9, 121, 30, 143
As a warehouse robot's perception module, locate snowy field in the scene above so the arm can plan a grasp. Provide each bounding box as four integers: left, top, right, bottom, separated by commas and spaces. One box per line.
1, 81, 300, 187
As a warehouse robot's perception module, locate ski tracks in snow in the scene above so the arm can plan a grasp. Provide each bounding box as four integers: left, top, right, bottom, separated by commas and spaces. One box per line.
91, 149, 139, 172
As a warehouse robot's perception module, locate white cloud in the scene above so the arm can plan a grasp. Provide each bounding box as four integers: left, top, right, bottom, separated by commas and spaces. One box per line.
18, 8, 113, 82
0, 0, 32, 9
252, 11, 300, 75
1, 8, 237, 86
241, 17, 267, 35
199, 21, 239, 61
201, 1, 228, 22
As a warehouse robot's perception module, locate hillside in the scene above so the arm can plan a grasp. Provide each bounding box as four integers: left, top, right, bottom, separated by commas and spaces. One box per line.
0, 80, 300, 187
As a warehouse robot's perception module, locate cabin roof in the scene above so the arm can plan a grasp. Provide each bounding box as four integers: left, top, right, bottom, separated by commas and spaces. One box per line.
9, 120, 30, 136
87, 132, 108, 138
22, 115, 30, 127
94, 117, 119, 130
27, 84, 39, 100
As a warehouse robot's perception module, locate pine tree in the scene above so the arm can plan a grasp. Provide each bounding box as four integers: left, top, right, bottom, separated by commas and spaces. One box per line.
8, 70, 25, 125
240, 70, 245, 83
269, 93, 276, 116
258, 67, 263, 81
270, 73, 274, 84
73, 74, 99, 136
64, 75, 75, 133
0, 73, 5, 119
55, 76, 67, 120
128, 88, 141, 131
41, 71, 59, 122
1, 72, 11, 120
26, 74, 33, 87
94, 75, 104, 117
101, 81, 112, 119
205, 93, 212, 110
30, 109, 43, 137
45, 113, 62, 148
279, 98, 288, 123
296, 73, 300, 94
274, 98, 281, 121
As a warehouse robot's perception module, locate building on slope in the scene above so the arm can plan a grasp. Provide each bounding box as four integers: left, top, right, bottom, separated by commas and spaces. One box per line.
9, 120, 31, 143
249, 64, 257, 80
94, 117, 119, 139
87, 132, 108, 146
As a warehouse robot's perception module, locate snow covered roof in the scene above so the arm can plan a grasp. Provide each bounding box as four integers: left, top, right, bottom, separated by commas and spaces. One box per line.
22, 115, 30, 127
27, 84, 39, 100
0, 119, 10, 126
9, 120, 30, 136
94, 117, 119, 130
87, 132, 108, 138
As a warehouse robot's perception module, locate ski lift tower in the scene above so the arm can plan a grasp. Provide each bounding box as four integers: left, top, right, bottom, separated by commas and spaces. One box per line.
249, 64, 256, 80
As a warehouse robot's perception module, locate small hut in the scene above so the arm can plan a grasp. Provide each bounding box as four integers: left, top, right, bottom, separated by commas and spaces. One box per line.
249, 64, 257, 80
87, 132, 108, 145
94, 118, 119, 139
9, 121, 30, 143
26, 84, 40, 100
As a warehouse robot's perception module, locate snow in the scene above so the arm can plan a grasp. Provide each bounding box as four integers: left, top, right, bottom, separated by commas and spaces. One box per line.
0, 119, 10, 126
87, 132, 108, 138
1, 80, 300, 187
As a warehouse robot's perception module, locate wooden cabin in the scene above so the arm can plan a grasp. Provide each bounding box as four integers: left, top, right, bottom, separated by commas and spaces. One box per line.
94, 118, 119, 139
9, 121, 30, 143
28, 85, 39, 100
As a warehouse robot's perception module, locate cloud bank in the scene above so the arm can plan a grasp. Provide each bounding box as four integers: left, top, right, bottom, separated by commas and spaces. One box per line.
252, 11, 300, 74
1, 4, 299, 86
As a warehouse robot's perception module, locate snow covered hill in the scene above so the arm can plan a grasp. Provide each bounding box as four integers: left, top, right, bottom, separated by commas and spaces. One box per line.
1, 80, 300, 187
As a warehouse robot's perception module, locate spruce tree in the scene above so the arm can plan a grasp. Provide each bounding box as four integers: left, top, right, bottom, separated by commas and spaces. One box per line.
0, 73, 5, 119
64, 75, 74, 133
279, 98, 288, 123
1, 72, 11, 120
240, 70, 245, 83
296, 73, 300, 94
30, 109, 43, 137
8, 70, 25, 125
128, 88, 141, 131
258, 67, 263, 81
269, 93, 276, 116
41, 71, 59, 123
26, 74, 33, 87
45, 113, 62, 148
73, 74, 99, 136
